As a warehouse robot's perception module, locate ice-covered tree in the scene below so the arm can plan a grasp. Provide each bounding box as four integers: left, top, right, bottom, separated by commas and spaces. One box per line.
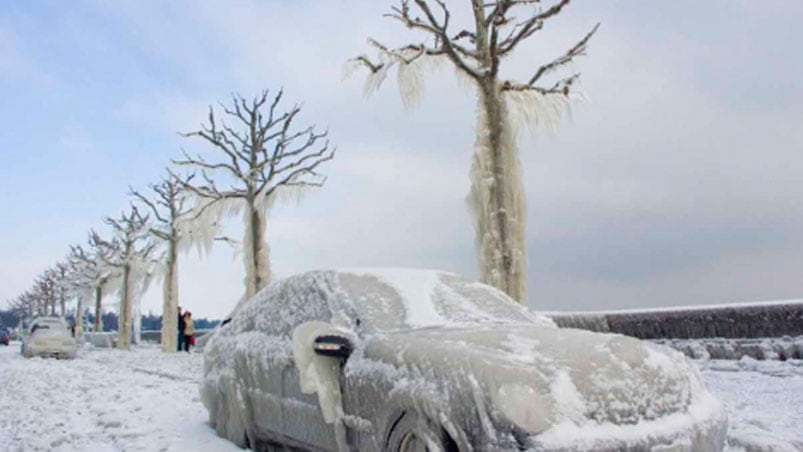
54, 262, 69, 316
350, 0, 598, 303
67, 243, 114, 336
94, 206, 154, 350
33, 270, 58, 316
9, 291, 38, 322
131, 172, 215, 353
173, 90, 335, 304
63, 257, 90, 337
71, 238, 118, 332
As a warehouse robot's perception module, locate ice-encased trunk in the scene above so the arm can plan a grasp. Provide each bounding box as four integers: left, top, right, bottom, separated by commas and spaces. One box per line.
161, 239, 179, 352
75, 295, 84, 337
117, 264, 132, 350
468, 80, 527, 304
132, 289, 141, 345
243, 204, 271, 302
94, 285, 103, 331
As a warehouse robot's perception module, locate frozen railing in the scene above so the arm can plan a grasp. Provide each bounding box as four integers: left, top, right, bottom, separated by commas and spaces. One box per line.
139, 329, 213, 344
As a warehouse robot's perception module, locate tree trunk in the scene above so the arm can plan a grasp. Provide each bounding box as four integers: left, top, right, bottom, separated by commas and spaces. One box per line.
59, 267, 66, 316
469, 79, 527, 303
75, 296, 84, 338
94, 285, 103, 331
132, 291, 141, 345
161, 239, 179, 353
117, 265, 132, 350
243, 204, 271, 302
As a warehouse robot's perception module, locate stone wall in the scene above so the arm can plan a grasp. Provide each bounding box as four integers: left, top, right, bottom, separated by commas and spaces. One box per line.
548, 301, 803, 340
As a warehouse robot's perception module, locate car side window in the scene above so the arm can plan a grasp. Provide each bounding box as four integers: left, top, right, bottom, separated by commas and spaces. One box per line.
250, 277, 334, 338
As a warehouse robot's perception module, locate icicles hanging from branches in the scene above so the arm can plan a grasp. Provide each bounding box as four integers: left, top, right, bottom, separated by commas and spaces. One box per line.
132, 171, 229, 352
173, 89, 335, 311
504, 89, 573, 137
397, 53, 442, 110
348, 39, 445, 110
350, 0, 599, 306
176, 194, 239, 258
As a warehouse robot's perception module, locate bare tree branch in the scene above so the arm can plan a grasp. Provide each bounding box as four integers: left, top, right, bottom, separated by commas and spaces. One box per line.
526, 22, 600, 86
178, 89, 334, 207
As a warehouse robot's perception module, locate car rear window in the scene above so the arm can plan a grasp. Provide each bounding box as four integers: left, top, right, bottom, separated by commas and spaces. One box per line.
335, 271, 541, 332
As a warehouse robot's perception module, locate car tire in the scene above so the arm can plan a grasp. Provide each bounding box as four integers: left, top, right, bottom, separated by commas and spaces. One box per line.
386, 413, 458, 452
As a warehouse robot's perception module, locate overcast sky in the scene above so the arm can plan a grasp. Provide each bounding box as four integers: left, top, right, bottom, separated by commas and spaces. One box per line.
1, 1, 802, 319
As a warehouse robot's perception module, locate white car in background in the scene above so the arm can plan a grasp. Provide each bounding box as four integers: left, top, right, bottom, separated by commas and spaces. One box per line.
21, 317, 78, 359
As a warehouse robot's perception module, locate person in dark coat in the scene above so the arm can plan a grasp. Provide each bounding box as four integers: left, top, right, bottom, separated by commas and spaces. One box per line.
183, 311, 195, 353
177, 306, 186, 351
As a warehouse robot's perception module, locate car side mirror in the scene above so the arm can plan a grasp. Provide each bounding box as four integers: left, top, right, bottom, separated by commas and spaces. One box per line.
313, 334, 353, 359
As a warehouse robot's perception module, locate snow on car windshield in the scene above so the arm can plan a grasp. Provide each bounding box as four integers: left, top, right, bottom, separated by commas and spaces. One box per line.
334, 269, 553, 331
32, 319, 68, 336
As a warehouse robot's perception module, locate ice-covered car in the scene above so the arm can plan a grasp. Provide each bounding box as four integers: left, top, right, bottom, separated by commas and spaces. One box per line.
0, 327, 9, 345
21, 317, 77, 359
202, 269, 727, 451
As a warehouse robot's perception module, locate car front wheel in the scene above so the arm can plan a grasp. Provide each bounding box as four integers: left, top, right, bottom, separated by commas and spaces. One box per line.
386, 413, 458, 452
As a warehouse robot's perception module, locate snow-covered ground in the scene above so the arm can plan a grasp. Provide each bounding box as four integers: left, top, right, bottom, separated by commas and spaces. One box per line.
0, 342, 801, 451
0, 342, 238, 452
699, 358, 803, 451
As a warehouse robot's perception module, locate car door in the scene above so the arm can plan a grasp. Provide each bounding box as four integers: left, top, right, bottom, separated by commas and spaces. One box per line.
244, 279, 340, 451
280, 360, 337, 451
279, 284, 340, 451
245, 337, 290, 445
23, 323, 37, 356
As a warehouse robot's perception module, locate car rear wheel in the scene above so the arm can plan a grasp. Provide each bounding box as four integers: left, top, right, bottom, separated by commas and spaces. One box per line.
386, 413, 458, 452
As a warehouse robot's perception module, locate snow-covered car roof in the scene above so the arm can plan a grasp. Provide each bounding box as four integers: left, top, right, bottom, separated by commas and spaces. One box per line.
33, 317, 65, 322
334, 268, 554, 331
235, 268, 554, 335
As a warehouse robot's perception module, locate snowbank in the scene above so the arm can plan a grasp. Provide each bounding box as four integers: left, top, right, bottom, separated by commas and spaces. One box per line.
654, 336, 803, 361
699, 358, 803, 451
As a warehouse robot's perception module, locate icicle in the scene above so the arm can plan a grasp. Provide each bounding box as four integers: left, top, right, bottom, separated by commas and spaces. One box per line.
397, 53, 441, 110
503, 89, 574, 137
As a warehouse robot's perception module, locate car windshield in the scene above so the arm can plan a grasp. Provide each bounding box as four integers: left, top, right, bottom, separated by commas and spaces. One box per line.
333, 270, 548, 333
31, 319, 68, 335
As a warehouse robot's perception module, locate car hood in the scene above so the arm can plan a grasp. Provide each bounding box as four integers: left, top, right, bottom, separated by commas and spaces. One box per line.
361, 323, 701, 434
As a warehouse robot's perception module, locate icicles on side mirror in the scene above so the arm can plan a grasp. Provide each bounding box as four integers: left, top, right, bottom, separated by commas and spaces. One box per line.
292, 321, 357, 425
